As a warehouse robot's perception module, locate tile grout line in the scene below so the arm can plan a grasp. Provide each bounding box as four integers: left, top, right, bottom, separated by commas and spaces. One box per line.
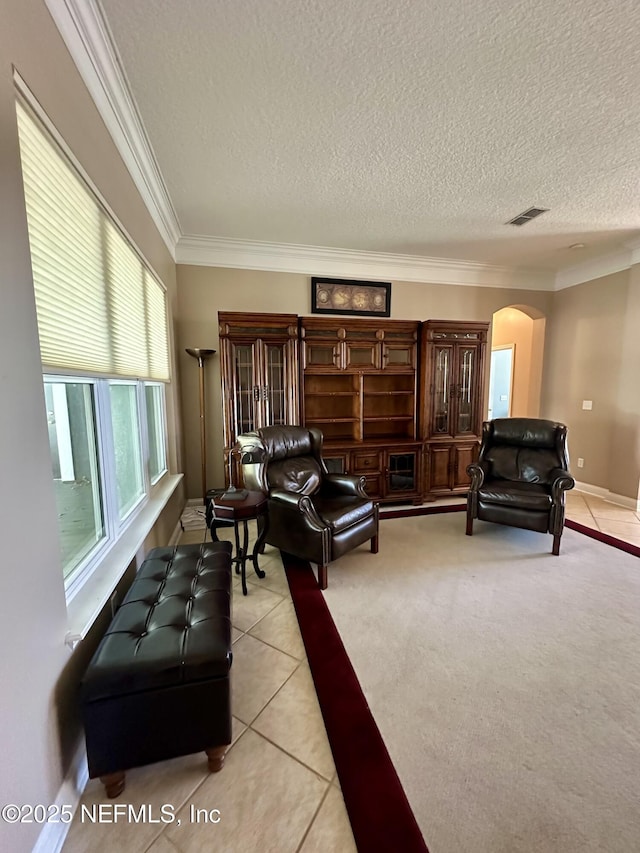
247, 726, 336, 786
294, 780, 335, 853
235, 657, 307, 729
174, 529, 332, 853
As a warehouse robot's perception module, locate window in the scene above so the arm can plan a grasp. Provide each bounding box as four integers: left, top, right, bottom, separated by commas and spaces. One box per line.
16, 90, 171, 596
145, 383, 167, 484
44, 375, 168, 593
45, 378, 105, 579
109, 382, 144, 520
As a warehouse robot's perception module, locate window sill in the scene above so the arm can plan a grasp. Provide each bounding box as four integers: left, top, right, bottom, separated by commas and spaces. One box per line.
65, 473, 183, 647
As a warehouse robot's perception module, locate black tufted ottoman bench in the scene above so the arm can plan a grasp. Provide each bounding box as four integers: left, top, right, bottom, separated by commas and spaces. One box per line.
81, 541, 233, 798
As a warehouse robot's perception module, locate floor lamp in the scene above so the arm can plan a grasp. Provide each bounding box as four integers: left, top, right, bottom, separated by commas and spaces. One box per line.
185, 348, 216, 503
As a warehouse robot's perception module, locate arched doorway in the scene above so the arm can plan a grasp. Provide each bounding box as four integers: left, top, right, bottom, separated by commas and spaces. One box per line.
490, 305, 546, 418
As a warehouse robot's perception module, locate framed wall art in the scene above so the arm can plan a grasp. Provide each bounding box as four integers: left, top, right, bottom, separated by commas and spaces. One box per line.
310, 277, 391, 317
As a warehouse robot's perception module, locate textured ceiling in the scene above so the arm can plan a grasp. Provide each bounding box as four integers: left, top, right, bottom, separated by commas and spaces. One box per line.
98, 0, 640, 270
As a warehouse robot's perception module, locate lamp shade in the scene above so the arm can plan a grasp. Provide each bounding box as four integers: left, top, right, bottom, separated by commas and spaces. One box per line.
185, 348, 216, 360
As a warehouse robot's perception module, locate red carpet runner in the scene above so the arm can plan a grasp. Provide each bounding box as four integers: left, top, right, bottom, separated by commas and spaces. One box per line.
282, 551, 429, 853
565, 518, 640, 557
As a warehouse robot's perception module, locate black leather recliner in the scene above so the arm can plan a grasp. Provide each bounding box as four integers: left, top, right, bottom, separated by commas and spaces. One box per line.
466, 418, 575, 555
236, 425, 379, 589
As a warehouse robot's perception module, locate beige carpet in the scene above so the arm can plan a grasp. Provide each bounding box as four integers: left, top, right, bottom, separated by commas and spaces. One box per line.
322, 512, 640, 853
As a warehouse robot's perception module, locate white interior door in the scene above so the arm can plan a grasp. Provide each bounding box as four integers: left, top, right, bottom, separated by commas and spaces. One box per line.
488, 345, 514, 419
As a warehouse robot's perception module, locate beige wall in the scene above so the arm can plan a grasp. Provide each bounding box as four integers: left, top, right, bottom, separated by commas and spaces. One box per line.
0, 2, 179, 849
542, 269, 631, 493
607, 264, 640, 499
176, 264, 553, 497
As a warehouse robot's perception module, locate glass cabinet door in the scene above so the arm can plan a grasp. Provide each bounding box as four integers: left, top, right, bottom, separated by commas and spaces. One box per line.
385, 451, 417, 494
454, 345, 478, 435
431, 344, 453, 436
381, 342, 415, 370
304, 340, 342, 370
345, 340, 378, 370
262, 341, 288, 427
230, 342, 259, 435
219, 313, 299, 459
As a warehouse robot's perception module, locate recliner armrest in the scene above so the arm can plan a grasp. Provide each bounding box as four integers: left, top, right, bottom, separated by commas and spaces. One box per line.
549, 468, 575, 501
269, 489, 327, 531
320, 473, 368, 498
466, 461, 489, 490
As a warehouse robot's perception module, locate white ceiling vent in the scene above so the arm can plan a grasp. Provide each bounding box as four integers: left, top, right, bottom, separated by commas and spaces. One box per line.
507, 207, 549, 226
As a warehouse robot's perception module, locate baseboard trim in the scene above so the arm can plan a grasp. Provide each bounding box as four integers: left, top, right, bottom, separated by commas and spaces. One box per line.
33, 739, 88, 853
168, 519, 182, 546
380, 503, 466, 519
574, 481, 639, 511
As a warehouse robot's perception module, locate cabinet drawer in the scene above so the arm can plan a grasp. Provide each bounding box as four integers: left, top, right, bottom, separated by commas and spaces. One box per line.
361, 474, 382, 498
352, 451, 381, 472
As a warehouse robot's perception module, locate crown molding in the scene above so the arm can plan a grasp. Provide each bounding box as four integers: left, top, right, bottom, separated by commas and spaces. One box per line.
554, 234, 640, 289
625, 236, 640, 266
176, 235, 555, 290
44, 0, 181, 258
554, 247, 634, 290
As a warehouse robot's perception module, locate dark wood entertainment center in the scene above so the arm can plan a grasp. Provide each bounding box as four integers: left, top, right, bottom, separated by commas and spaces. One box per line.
219, 311, 489, 503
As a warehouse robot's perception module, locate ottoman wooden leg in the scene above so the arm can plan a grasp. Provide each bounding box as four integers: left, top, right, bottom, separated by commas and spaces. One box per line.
100, 771, 125, 798
205, 745, 228, 772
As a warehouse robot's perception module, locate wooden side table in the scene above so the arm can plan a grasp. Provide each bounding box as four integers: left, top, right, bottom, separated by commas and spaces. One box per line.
206, 490, 269, 595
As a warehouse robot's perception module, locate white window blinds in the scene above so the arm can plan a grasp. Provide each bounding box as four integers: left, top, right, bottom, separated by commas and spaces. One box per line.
16, 100, 170, 381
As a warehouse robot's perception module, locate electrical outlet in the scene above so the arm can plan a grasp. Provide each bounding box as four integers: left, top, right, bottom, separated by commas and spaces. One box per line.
577, 458, 584, 468
582, 400, 593, 410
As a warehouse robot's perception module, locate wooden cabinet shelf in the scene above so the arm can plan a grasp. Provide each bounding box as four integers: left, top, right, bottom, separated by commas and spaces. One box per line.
300, 316, 421, 502
305, 391, 356, 397
309, 416, 359, 423
364, 415, 413, 421
366, 390, 413, 396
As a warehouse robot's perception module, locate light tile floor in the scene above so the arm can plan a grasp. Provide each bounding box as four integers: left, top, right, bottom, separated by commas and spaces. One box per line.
62, 490, 639, 852
564, 489, 640, 544
63, 520, 357, 853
